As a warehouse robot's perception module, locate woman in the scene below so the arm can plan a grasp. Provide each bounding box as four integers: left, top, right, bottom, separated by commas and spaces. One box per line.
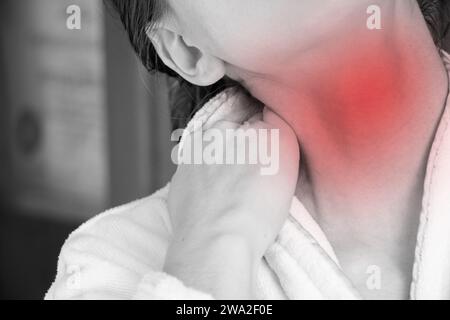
46, 0, 450, 299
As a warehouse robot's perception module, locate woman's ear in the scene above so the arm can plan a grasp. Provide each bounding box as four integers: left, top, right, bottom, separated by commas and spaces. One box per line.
147, 26, 225, 86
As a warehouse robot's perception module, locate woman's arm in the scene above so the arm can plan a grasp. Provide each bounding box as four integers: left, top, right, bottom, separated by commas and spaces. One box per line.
45, 109, 298, 300
165, 234, 258, 299
165, 108, 299, 299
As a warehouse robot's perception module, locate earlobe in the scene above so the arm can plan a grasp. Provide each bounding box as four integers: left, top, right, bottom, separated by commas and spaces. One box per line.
147, 27, 225, 86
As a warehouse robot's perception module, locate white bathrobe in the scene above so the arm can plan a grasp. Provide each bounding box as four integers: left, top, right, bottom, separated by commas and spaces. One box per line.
45, 52, 450, 300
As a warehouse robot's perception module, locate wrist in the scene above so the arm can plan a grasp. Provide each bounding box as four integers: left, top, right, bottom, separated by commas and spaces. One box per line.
164, 233, 259, 299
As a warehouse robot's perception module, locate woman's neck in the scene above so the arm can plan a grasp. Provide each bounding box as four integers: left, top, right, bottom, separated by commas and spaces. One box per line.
239, 2, 448, 247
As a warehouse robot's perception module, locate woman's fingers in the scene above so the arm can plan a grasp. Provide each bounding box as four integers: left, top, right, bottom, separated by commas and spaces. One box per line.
178, 108, 300, 184
259, 107, 300, 189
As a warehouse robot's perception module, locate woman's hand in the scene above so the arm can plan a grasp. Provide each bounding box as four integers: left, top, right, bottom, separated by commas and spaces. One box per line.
164, 107, 299, 299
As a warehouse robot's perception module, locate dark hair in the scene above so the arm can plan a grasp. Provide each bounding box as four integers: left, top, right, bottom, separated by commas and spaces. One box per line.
106, 0, 450, 129
418, 0, 450, 46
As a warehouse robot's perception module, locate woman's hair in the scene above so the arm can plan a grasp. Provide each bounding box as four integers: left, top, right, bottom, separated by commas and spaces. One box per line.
106, 0, 450, 129
418, 0, 450, 45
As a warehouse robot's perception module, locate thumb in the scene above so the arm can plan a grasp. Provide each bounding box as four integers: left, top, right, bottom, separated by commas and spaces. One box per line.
257, 107, 300, 184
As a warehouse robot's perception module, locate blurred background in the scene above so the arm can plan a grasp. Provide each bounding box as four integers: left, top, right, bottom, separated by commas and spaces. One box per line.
0, 0, 176, 299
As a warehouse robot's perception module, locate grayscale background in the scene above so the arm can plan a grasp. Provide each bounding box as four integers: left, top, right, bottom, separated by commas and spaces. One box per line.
0, 0, 176, 299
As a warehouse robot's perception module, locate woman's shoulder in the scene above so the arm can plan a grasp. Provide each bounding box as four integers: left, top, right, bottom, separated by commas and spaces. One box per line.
72, 184, 172, 241
65, 183, 173, 264
45, 184, 173, 299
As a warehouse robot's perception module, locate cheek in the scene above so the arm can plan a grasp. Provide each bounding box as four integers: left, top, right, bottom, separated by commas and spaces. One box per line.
214, 20, 340, 74
212, 0, 371, 72
200, 2, 311, 71
216, 29, 303, 74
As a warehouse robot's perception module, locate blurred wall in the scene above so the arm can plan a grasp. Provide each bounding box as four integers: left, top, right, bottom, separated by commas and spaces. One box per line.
1, 0, 108, 220
0, 0, 175, 299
